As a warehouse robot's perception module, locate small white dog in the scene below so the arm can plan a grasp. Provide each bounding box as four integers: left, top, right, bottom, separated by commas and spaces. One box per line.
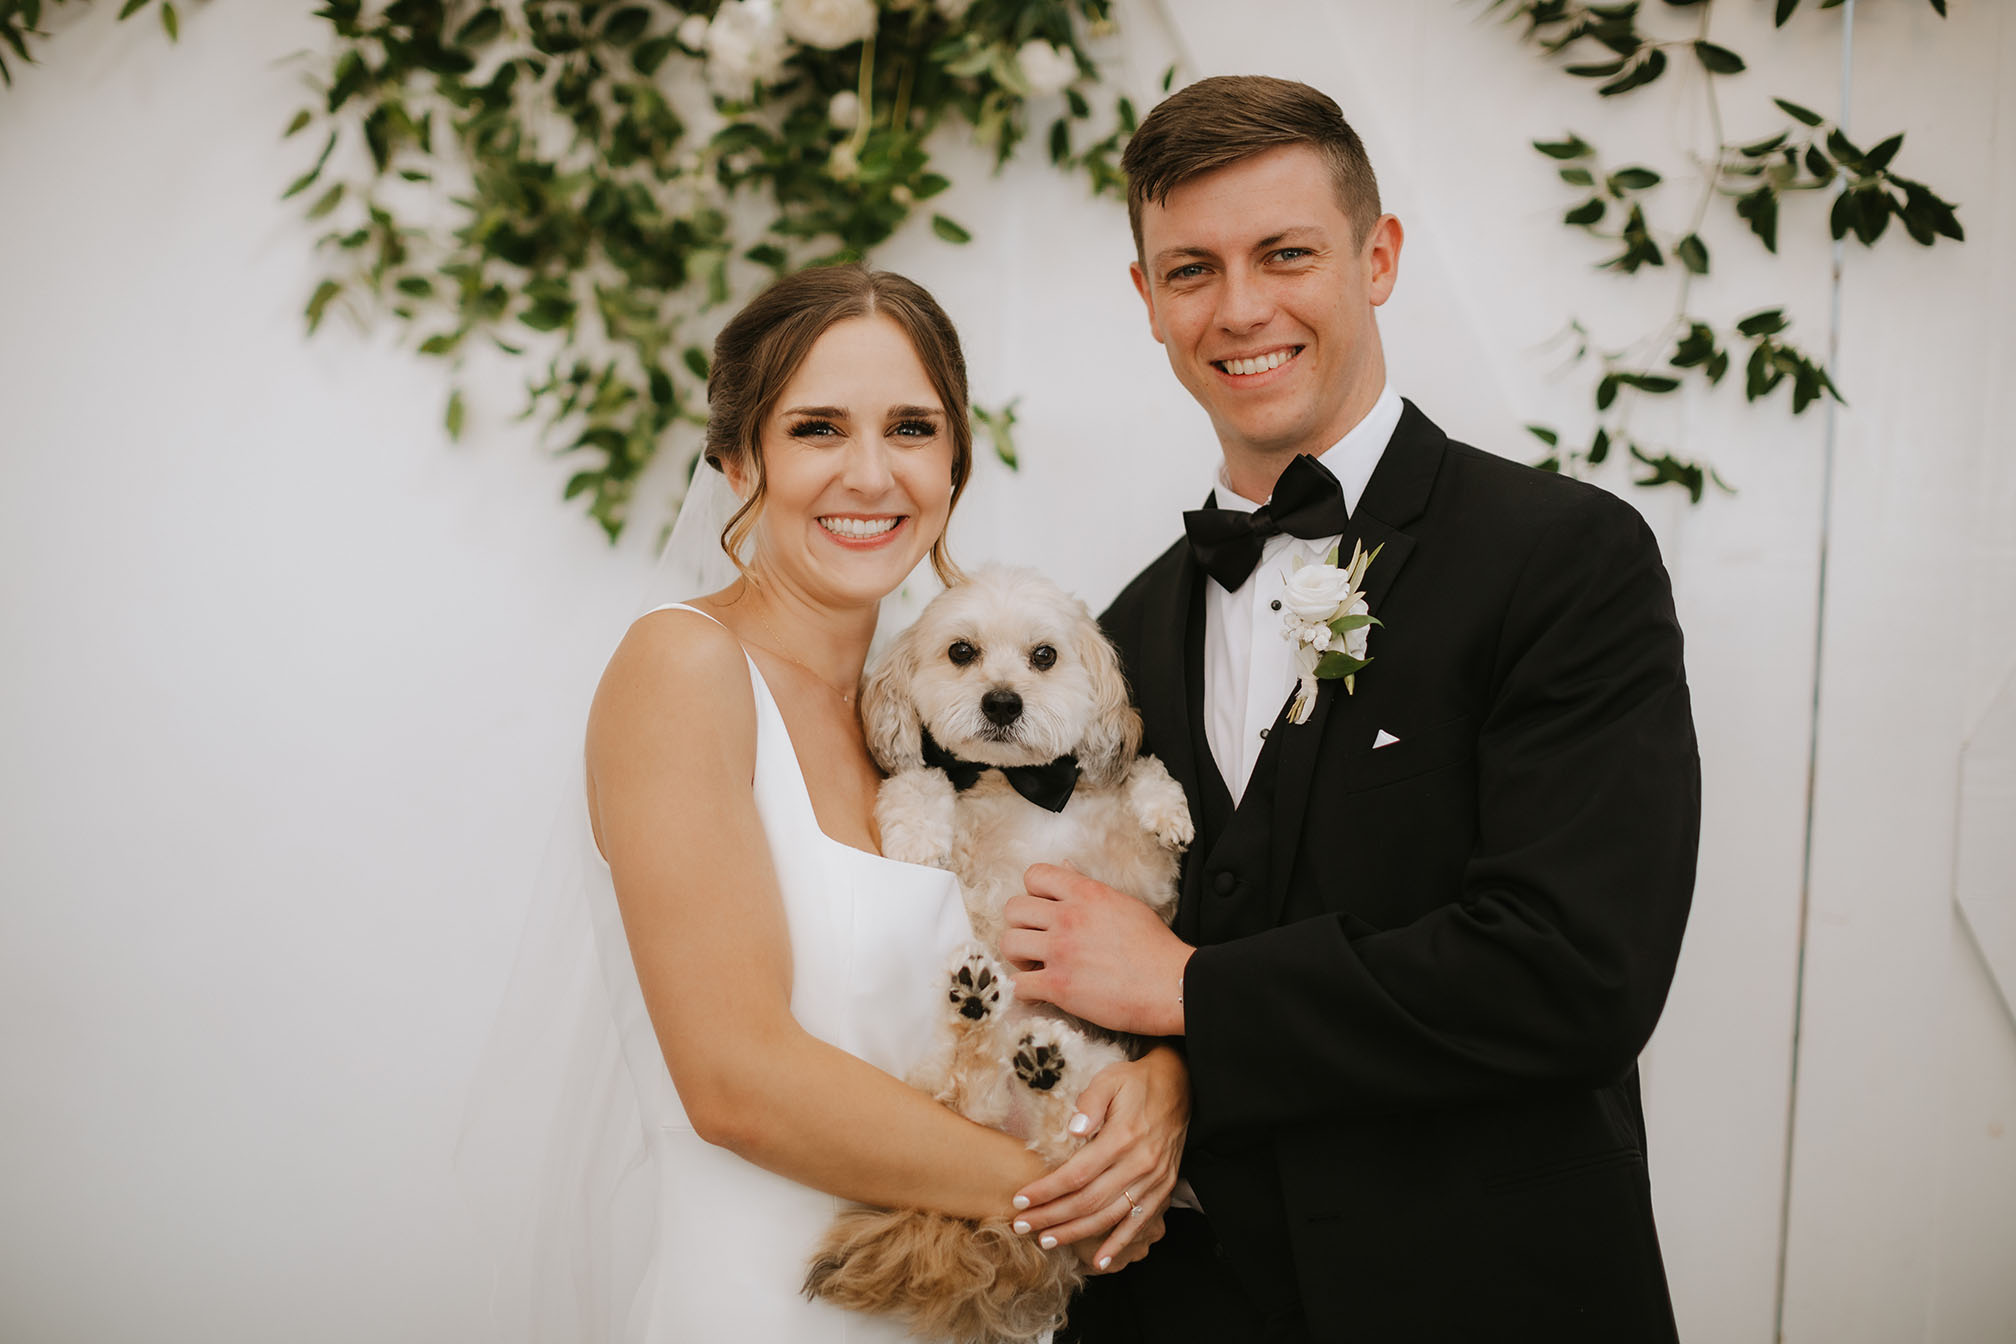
802, 566, 1193, 1344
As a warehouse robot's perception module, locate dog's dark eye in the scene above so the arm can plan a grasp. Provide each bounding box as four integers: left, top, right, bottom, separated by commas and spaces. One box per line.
1030, 645, 1057, 671
948, 641, 978, 666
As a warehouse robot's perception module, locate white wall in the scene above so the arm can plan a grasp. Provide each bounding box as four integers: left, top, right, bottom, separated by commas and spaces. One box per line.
1, 2, 2009, 1341
1777, 4, 2016, 1341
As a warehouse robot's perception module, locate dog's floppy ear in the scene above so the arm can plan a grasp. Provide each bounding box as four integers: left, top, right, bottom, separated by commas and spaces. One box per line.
860, 619, 928, 773
1072, 606, 1142, 789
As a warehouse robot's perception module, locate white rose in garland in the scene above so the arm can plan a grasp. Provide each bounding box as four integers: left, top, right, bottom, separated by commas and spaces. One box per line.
704, 0, 792, 100
828, 89, 862, 131
781, 0, 880, 50
1017, 41, 1079, 98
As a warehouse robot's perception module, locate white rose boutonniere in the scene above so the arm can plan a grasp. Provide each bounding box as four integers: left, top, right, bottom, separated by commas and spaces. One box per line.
1280, 539, 1384, 724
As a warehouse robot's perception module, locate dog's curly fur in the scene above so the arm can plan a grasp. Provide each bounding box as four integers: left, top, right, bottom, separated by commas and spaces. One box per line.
802, 566, 1193, 1343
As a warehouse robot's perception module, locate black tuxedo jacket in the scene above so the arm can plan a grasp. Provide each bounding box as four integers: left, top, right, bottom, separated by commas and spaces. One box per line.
1085, 403, 1698, 1343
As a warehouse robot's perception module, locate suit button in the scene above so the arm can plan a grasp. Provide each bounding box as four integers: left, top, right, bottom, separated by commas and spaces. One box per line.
1213, 871, 1236, 897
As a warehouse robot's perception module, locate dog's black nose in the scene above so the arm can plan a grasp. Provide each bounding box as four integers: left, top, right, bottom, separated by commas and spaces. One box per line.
981, 688, 1023, 726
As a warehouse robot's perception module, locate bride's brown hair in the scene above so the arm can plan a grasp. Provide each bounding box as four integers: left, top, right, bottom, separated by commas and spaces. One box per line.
703, 264, 972, 585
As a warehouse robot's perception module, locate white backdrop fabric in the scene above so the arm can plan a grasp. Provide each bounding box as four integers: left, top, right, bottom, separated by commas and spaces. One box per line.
2, 2, 2011, 1342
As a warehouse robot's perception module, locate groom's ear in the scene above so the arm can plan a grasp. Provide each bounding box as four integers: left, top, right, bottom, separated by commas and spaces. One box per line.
1365, 214, 1404, 308
1128, 261, 1166, 345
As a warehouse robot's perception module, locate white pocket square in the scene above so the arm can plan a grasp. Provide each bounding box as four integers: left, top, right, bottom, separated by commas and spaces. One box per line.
1373, 729, 1400, 749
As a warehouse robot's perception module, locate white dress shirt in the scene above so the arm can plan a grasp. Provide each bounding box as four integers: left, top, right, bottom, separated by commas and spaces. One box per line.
1202, 383, 1403, 806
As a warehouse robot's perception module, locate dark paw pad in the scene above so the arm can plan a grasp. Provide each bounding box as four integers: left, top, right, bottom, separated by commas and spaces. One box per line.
1013, 1034, 1066, 1091
949, 956, 1002, 1022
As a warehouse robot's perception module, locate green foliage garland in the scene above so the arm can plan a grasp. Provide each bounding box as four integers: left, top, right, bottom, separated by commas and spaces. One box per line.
1483, 0, 1962, 501
285, 0, 1145, 540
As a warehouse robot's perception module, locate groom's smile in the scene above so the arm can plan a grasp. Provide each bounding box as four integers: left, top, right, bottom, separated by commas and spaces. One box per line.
1211, 344, 1304, 379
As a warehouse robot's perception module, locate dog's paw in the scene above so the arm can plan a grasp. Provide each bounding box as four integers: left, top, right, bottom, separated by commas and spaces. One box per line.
1124, 756, 1194, 852
1011, 1023, 1071, 1093
877, 768, 958, 867
946, 947, 1010, 1027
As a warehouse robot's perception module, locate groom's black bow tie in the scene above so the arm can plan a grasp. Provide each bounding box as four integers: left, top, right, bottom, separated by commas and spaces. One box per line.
1183, 452, 1352, 592
920, 728, 1079, 814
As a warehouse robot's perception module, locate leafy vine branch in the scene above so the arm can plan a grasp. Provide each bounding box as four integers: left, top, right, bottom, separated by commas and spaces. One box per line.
0, 0, 194, 84
1484, 0, 1962, 501
282, 0, 1148, 540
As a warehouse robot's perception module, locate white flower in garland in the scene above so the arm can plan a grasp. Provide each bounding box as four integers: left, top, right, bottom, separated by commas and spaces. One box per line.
704, 0, 791, 101
675, 14, 710, 52
1280, 539, 1384, 724
828, 89, 862, 131
780, 0, 879, 50
1016, 41, 1079, 98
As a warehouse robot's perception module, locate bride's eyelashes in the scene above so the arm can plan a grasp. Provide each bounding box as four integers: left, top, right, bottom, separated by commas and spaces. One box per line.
788, 416, 844, 439
884, 403, 945, 443
783, 413, 940, 442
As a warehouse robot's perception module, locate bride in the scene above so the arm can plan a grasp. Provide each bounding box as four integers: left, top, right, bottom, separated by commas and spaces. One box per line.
563, 264, 1186, 1340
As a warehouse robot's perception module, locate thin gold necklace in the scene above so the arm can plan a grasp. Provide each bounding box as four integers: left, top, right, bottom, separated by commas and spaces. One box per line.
748, 604, 857, 707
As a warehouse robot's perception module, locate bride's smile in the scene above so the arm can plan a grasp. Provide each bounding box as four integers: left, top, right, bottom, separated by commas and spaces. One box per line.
817, 514, 905, 543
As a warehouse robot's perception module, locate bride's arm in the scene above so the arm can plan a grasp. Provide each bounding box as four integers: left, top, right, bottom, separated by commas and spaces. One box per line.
586, 611, 1046, 1219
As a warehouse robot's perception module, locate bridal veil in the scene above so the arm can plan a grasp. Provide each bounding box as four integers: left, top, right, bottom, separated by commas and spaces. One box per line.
455, 465, 742, 1340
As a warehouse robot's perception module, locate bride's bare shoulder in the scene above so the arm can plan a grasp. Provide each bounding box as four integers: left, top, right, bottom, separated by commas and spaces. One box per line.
590, 605, 755, 750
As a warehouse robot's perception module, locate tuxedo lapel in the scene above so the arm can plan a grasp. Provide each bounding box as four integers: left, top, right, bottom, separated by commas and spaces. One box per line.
1129, 546, 1203, 810
1262, 402, 1445, 924
1120, 545, 1221, 942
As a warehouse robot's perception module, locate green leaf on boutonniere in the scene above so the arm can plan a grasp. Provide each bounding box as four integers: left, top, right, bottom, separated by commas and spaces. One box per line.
1328, 612, 1380, 637
1314, 651, 1370, 680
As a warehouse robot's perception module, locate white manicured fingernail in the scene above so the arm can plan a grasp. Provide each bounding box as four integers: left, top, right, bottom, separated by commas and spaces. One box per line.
1098, 1256, 1112, 1270
1012, 1195, 1030, 1210
1013, 1220, 1031, 1235
1068, 1113, 1090, 1135
1040, 1234, 1058, 1250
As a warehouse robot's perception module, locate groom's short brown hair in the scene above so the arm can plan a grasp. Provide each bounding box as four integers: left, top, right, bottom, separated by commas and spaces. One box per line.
1121, 75, 1382, 257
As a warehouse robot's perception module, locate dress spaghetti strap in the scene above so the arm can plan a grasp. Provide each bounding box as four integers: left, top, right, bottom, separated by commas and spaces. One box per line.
633, 601, 828, 838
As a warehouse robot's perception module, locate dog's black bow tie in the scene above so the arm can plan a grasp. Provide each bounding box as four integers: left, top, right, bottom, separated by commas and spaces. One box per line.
920, 729, 1079, 814
1183, 453, 1351, 592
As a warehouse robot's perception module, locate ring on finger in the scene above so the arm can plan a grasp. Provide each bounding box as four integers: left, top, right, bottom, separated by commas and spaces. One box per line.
1121, 1188, 1144, 1218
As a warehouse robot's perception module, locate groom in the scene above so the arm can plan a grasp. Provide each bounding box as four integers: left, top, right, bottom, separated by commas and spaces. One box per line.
1005, 77, 1698, 1342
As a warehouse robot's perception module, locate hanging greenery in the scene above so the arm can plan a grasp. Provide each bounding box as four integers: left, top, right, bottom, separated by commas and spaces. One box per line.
275, 0, 1144, 540
1482, 0, 1962, 501
0, 0, 194, 84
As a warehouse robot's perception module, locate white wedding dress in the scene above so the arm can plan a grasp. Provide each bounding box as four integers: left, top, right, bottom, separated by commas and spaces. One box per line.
586, 603, 975, 1342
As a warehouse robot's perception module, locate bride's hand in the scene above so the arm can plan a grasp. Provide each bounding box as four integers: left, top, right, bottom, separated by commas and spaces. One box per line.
1009, 1044, 1188, 1271
1075, 1207, 1165, 1274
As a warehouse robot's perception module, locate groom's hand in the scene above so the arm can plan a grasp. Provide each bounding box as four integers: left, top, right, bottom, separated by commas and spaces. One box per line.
1003, 863, 1194, 1037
